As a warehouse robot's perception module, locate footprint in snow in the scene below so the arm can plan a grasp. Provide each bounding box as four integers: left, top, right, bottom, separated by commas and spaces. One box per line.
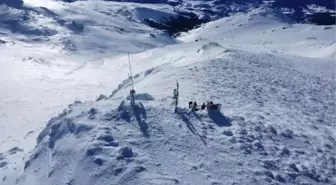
0, 161, 8, 168
96, 134, 119, 147
7, 147, 24, 155
0, 153, 4, 160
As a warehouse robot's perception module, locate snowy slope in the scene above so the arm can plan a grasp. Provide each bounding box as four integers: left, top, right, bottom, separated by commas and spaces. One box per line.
15, 39, 336, 185
179, 8, 336, 60
0, 0, 177, 182
0, 0, 335, 185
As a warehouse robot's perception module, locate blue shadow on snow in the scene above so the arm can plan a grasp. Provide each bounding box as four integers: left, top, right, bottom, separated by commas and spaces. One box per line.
208, 111, 231, 127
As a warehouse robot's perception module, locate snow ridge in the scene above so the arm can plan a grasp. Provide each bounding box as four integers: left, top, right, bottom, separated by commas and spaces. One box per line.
15, 46, 336, 184
0, 1, 335, 185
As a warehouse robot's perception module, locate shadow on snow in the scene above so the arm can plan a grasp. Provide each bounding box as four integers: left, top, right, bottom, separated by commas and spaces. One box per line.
133, 102, 149, 138
176, 108, 207, 145
208, 111, 231, 127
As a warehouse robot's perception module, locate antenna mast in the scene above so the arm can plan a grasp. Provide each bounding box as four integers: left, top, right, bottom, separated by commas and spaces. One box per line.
128, 52, 134, 91
128, 53, 136, 106
174, 81, 179, 113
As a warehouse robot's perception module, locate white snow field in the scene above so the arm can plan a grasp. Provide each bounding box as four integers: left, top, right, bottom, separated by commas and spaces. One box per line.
0, 0, 335, 185
0, 0, 176, 182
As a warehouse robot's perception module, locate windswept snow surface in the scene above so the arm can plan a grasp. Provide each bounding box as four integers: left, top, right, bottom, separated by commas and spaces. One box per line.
0, 1, 335, 185
0, 0, 176, 183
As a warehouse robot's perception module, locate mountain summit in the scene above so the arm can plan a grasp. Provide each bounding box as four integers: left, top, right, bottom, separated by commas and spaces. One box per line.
0, 0, 335, 185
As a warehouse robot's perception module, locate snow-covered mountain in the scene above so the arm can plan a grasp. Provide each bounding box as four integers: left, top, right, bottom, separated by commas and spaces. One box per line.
1, 0, 335, 38
0, 0, 335, 185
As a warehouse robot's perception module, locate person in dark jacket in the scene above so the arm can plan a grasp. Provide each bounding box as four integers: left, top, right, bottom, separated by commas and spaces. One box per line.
193, 101, 198, 111
189, 101, 193, 108
201, 102, 206, 110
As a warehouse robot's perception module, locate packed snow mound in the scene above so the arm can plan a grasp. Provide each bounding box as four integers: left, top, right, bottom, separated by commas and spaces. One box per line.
15, 44, 336, 184
197, 42, 224, 54
15, 99, 230, 185
18, 101, 147, 185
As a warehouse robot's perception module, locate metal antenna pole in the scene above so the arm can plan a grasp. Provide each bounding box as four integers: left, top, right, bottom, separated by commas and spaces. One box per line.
128, 53, 134, 91
128, 53, 136, 106
174, 81, 179, 113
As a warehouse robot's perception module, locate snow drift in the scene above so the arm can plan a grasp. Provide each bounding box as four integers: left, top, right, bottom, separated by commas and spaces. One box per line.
0, 1, 335, 185
15, 45, 336, 184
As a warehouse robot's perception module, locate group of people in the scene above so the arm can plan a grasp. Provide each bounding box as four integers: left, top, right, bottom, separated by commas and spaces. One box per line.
188, 101, 219, 111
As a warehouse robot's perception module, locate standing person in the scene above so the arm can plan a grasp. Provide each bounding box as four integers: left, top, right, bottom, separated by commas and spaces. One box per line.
207, 101, 219, 111
192, 101, 198, 111
189, 101, 193, 108
201, 102, 206, 110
